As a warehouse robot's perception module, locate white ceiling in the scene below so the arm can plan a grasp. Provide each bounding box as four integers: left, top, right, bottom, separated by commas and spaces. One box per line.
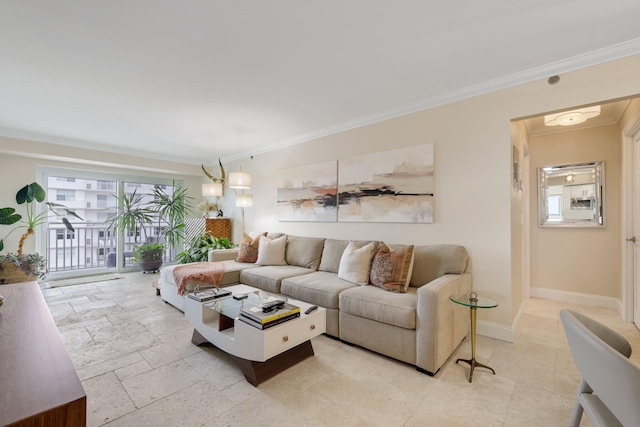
2, 1, 640, 165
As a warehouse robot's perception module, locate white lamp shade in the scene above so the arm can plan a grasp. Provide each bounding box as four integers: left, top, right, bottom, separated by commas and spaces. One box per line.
228, 172, 251, 189
202, 182, 223, 197
544, 105, 601, 127
236, 193, 253, 207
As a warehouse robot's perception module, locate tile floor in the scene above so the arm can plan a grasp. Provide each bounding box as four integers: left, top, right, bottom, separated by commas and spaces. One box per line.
41, 272, 640, 426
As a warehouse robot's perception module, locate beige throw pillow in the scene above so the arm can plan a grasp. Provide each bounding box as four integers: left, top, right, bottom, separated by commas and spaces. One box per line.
256, 235, 287, 266
369, 243, 415, 292
338, 241, 376, 285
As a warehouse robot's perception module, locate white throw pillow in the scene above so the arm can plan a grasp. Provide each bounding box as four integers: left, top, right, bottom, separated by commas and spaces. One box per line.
256, 235, 287, 266
338, 241, 376, 285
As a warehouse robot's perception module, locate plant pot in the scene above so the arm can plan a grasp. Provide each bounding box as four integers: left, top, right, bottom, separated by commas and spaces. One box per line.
0, 260, 38, 284
137, 249, 164, 273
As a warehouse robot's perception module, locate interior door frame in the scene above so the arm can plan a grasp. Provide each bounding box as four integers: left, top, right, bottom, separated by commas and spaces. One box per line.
622, 116, 640, 323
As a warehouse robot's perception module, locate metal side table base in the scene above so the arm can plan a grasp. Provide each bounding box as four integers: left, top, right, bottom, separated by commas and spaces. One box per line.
450, 292, 498, 383
455, 357, 496, 383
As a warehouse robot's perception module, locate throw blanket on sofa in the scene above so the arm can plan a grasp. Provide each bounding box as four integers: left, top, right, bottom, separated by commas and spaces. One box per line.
172, 262, 225, 295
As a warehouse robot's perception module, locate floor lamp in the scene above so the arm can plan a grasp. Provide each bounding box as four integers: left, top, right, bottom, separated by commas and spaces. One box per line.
229, 171, 252, 234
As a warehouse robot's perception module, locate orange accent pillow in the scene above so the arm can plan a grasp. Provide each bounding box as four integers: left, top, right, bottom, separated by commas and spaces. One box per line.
235, 233, 265, 263
369, 243, 414, 293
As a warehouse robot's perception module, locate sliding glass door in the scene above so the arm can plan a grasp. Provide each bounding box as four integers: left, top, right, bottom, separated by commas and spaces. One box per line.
39, 167, 180, 279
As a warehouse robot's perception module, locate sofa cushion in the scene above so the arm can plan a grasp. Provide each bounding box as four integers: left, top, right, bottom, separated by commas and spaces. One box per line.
319, 239, 378, 273
256, 235, 287, 266
370, 243, 415, 293
235, 233, 264, 263
285, 235, 325, 270
281, 271, 357, 309
339, 285, 417, 329
240, 265, 314, 294
410, 245, 469, 287
338, 241, 376, 285
318, 239, 350, 273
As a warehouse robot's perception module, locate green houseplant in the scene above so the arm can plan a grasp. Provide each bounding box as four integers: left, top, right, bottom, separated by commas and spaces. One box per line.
176, 233, 235, 264
0, 182, 81, 283
105, 183, 192, 272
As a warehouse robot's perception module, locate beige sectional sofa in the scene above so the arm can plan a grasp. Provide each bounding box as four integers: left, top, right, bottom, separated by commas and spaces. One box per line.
159, 233, 471, 375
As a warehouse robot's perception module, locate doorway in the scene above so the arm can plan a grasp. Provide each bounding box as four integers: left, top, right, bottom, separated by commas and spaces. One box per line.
623, 116, 640, 327
517, 96, 640, 321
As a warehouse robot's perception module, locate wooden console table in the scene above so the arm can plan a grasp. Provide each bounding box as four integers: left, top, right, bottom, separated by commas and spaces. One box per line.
0, 281, 86, 426
206, 217, 231, 240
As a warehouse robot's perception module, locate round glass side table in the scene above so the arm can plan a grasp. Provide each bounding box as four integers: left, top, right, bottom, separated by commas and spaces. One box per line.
450, 292, 498, 383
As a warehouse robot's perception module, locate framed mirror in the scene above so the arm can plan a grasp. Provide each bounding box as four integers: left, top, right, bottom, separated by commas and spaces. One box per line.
538, 161, 604, 227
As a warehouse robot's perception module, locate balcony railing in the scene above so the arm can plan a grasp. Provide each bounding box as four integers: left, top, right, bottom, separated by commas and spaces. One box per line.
46, 222, 177, 273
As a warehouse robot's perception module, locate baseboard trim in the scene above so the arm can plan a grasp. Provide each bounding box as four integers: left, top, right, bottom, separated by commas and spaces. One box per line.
530, 286, 621, 311
477, 320, 516, 343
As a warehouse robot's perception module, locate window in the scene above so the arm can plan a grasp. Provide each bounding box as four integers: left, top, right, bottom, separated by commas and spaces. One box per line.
42, 169, 180, 273
56, 189, 75, 202
97, 180, 115, 191
97, 194, 111, 209
56, 229, 75, 240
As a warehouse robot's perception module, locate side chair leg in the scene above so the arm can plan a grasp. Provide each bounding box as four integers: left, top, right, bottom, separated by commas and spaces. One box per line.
569, 379, 591, 427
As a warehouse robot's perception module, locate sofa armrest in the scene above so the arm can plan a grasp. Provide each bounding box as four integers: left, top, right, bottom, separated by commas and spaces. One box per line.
415, 272, 471, 374
208, 248, 240, 262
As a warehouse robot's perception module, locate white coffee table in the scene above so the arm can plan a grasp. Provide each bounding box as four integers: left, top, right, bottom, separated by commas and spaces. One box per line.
184, 284, 326, 386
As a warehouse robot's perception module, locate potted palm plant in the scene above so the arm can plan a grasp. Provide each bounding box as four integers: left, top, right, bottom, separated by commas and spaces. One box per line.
0, 182, 82, 283
105, 182, 192, 273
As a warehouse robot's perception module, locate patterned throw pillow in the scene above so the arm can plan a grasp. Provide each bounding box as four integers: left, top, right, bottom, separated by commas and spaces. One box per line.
369, 243, 415, 293
235, 233, 265, 263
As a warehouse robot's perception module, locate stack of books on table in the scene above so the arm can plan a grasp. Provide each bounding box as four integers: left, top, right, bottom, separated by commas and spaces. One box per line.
239, 301, 301, 330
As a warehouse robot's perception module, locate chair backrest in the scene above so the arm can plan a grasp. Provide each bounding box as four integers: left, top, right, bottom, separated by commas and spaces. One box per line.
560, 309, 640, 426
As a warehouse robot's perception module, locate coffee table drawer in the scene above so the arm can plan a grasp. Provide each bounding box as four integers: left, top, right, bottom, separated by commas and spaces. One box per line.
262, 310, 326, 359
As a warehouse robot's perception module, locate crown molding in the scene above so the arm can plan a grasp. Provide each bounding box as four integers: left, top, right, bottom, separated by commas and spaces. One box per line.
225, 37, 640, 162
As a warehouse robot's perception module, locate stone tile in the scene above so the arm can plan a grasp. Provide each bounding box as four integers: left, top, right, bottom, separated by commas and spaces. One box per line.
105, 380, 235, 427
114, 358, 153, 380
138, 336, 203, 368
69, 331, 160, 369
76, 352, 145, 381
120, 360, 203, 407
82, 371, 136, 426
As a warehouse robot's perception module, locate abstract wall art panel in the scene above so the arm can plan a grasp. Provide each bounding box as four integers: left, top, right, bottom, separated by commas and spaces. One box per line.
338, 143, 434, 223
277, 160, 338, 222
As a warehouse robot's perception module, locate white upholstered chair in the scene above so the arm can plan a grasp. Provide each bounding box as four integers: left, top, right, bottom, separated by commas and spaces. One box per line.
560, 309, 640, 427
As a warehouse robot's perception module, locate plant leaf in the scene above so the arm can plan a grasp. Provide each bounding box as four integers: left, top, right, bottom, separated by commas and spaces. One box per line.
0, 207, 21, 225
31, 182, 46, 202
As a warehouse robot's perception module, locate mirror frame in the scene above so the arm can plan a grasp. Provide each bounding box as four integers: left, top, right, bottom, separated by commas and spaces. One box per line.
538, 161, 605, 228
